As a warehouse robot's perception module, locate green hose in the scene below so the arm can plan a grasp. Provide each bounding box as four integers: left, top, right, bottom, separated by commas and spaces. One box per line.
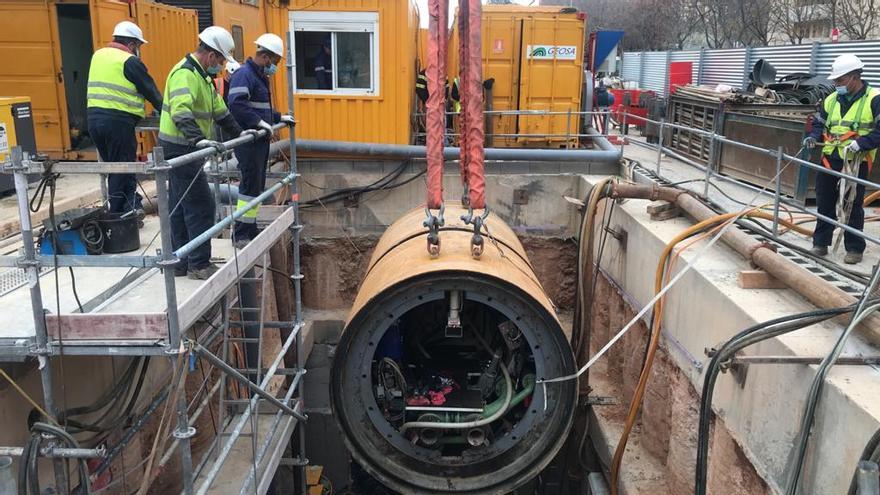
483, 374, 535, 418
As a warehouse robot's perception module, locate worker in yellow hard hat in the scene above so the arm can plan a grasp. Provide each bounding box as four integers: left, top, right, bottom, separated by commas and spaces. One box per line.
803, 53, 880, 264
87, 21, 163, 221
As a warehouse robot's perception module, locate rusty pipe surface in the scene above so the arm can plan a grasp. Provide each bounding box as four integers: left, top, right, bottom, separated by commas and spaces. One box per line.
612, 183, 880, 344
331, 206, 577, 494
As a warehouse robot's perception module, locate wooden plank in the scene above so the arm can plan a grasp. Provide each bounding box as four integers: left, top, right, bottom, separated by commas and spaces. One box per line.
738, 270, 786, 290
177, 208, 294, 331
646, 201, 676, 215
647, 201, 681, 221
220, 205, 288, 223
45, 312, 168, 340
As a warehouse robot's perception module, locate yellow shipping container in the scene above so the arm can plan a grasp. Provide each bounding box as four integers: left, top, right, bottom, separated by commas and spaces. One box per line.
281, 0, 420, 145
448, 5, 585, 148
0, 0, 197, 160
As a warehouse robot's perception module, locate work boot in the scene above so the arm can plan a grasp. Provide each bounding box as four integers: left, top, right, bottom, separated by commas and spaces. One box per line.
136, 208, 146, 229
187, 263, 220, 280
233, 238, 250, 250
810, 245, 828, 257
173, 261, 186, 277
844, 252, 864, 265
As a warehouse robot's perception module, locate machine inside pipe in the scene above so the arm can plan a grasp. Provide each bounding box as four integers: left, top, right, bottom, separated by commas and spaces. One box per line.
331, 207, 577, 494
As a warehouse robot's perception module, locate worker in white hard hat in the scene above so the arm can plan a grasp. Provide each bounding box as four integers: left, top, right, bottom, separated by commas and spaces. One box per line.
803, 53, 880, 264
158, 26, 251, 280
214, 59, 240, 102
87, 21, 163, 220
227, 33, 295, 248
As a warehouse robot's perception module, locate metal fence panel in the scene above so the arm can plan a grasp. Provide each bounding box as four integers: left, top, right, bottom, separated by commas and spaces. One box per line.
816, 40, 880, 87
622, 52, 642, 83
642, 51, 669, 96
701, 48, 747, 88
670, 50, 700, 84
750, 44, 813, 80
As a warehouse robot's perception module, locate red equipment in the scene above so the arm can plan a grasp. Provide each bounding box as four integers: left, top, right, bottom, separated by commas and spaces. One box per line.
609, 88, 656, 128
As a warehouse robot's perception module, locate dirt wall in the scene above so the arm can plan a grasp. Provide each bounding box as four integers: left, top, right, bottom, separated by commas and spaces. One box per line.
299, 234, 577, 311
589, 272, 772, 495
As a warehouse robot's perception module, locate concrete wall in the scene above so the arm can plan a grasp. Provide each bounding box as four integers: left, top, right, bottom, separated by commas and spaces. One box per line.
588, 176, 880, 494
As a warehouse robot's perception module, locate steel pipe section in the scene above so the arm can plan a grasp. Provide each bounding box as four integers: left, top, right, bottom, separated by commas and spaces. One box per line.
330, 206, 577, 494
257, 128, 621, 165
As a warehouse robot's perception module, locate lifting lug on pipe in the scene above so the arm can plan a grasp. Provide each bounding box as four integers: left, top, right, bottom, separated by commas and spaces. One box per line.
461, 206, 489, 259
424, 204, 445, 258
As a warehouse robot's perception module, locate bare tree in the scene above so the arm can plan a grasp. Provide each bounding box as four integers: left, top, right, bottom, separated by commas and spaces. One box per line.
693, 0, 750, 48
770, 0, 823, 44
837, 0, 880, 39
739, 0, 778, 45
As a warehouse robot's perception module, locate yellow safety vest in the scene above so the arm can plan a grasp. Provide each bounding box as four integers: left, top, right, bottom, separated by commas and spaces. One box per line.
87, 47, 146, 118
451, 77, 461, 113
158, 55, 231, 146
821, 86, 880, 165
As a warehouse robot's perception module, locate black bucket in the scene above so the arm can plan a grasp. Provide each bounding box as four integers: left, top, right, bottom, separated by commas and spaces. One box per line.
99, 212, 140, 253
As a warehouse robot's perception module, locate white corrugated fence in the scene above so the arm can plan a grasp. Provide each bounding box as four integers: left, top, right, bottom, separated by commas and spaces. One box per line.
622, 40, 880, 96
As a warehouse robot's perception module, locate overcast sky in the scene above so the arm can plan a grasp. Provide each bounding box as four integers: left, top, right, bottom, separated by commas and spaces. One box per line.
415, 0, 537, 27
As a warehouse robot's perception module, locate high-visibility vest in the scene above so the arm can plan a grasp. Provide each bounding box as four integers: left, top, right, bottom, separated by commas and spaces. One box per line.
159, 54, 231, 146
87, 47, 146, 118
821, 86, 880, 165
451, 77, 461, 113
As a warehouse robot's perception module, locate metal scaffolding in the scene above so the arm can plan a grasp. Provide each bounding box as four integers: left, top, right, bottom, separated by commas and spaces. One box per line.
0, 38, 307, 494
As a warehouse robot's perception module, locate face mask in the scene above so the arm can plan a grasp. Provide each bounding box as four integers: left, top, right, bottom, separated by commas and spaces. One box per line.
836, 85, 849, 96
265, 63, 278, 76
207, 63, 222, 76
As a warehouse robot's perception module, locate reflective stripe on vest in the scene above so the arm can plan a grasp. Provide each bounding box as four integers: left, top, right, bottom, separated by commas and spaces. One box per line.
87, 47, 145, 117
822, 86, 880, 164
159, 55, 230, 144
236, 196, 259, 223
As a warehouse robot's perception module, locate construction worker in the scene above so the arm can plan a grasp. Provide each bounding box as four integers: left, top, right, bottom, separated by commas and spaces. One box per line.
315, 37, 332, 89
803, 53, 880, 264
214, 59, 240, 103
227, 33, 295, 248
87, 21, 163, 219
158, 26, 249, 280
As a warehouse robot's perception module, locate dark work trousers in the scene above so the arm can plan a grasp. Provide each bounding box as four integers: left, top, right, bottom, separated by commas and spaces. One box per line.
232, 137, 270, 243
813, 155, 868, 254
88, 117, 143, 213
164, 147, 214, 270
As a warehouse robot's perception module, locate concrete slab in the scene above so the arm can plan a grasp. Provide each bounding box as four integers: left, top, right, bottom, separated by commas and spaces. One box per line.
589, 140, 880, 493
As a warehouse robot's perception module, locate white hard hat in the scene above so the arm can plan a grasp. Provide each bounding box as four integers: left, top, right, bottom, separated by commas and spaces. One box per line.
226, 60, 241, 75
254, 33, 284, 58
113, 21, 147, 44
829, 53, 865, 80
199, 26, 236, 63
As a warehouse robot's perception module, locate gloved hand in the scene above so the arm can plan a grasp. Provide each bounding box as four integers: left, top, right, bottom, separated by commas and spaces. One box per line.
280, 114, 296, 126
845, 140, 862, 154
196, 139, 226, 153
257, 120, 274, 134
802, 136, 818, 149
240, 129, 260, 139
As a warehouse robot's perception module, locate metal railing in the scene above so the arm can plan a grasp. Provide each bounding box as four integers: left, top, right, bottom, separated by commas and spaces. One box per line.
0, 118, 306, 495
619, 110, 880, 250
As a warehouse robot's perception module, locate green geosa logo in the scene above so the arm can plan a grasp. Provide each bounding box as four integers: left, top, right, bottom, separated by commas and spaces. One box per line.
530, 47, 547, 57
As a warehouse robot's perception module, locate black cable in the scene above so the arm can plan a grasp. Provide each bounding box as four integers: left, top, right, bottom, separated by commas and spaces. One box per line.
786, 268, 880, 494
849, 426, 880, 494
694, 303, 861, 495
60, 357, 140, 420
68, 267, 85, 313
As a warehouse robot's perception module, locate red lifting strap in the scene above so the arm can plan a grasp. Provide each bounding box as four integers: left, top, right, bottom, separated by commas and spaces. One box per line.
460, 0, 485, 209
425, 0, 448, 210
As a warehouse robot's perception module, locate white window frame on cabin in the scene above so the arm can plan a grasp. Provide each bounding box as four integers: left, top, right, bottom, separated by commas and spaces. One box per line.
290, 11, 380, 96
